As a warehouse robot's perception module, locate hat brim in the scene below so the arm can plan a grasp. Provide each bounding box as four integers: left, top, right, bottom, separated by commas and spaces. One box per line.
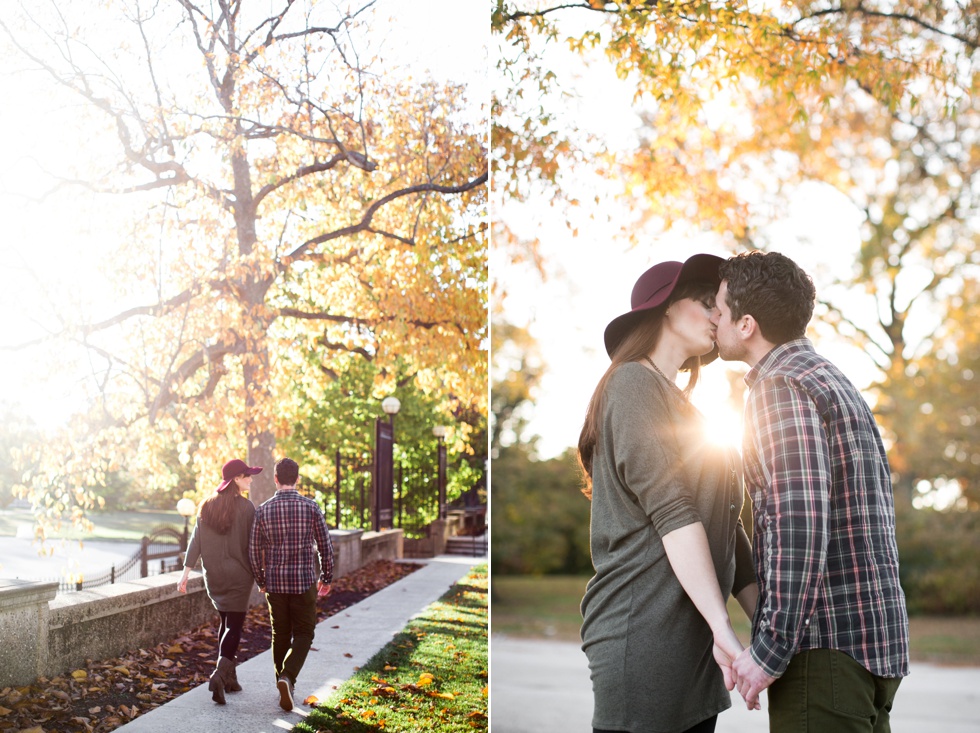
217, 465, 263, 492
603, 253, 724, 359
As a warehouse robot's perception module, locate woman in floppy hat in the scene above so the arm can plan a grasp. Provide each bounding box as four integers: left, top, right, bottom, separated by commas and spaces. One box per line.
177, 458, 260, 704
578, 254, 758, 733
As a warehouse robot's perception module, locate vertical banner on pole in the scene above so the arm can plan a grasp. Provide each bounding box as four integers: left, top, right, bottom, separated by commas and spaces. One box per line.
374, 418, 395, 531
438, 440, 448, 520
334, 449, 342, 529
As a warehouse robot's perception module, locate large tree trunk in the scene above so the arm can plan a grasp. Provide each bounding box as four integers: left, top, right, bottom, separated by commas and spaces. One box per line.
247, 425, 277, 506
243, 334, 277, 506
240, 271, 278, 505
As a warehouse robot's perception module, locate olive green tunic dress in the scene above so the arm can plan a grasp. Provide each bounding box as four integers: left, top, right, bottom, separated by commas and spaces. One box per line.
184, 496, 256, 612
581, 362, 754, 732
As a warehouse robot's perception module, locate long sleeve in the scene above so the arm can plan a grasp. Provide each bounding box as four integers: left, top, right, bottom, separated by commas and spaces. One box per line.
607, 370, 701, 537
732, 519, 754, 597
248, 510, 266, 589
184, 519, 202, 569
747, 375, 831, 678
313, 509, 334, 584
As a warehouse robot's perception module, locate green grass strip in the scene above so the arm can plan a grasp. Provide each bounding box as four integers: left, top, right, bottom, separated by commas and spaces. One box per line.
295, 563, 488, 732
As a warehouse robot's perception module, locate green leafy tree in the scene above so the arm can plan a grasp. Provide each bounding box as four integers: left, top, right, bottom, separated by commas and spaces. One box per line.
490, 314, 591, 575
490, 316, 544, 456
282, 356, 486, 533
492, 445, 591, 575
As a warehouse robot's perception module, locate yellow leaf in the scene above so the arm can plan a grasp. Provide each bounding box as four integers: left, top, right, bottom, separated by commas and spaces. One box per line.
482, 686, 488, 697
383, 665, 397, 671
21, 728, 44, 733
0, 706, 11, 716
417, 672, 435, 687
430, 691, 455, 700
113, 666, 131, 675
361, 710, 376, 718
71, 669, 88, 680
303, 695, 319, 705
167, 645, 184, 654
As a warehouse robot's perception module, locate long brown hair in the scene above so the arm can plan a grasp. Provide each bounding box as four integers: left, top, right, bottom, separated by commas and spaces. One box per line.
577, 280, 715, 499
199, 480, 243, 535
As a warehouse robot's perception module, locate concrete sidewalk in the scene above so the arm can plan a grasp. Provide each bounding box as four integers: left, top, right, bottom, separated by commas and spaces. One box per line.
114, 555, 483, 733
490, 636, 980, 733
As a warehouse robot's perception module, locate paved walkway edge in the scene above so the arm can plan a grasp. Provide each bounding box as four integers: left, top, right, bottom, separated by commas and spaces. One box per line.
114, 555, 483, 733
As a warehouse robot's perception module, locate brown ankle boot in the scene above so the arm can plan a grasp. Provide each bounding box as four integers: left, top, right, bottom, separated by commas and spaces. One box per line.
209, 657, 234, 704
224, 660, 242, 692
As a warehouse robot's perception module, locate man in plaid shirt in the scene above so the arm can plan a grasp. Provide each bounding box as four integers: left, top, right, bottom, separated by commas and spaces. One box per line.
714, 252, 909, 731
249, 457, 334, 712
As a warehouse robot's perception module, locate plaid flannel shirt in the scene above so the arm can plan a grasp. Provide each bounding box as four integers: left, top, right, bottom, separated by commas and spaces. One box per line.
249, 488, 334, 594
742, 339, 909, 679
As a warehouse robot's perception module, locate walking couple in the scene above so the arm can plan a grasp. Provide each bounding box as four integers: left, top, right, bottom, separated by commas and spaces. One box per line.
177, 456, 334, 712
580, 251, 909, 733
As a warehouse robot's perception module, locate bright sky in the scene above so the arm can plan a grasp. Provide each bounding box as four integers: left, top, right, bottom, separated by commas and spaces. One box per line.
0, 0, 486, 430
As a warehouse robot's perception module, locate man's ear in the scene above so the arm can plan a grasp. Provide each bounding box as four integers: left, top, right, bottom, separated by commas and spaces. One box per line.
738, 315, 758, 340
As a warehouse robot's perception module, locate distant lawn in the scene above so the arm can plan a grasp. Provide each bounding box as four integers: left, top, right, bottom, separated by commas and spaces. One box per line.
491, 575, 588, 642
492, 575, 980, 666
0, 508, 184, 541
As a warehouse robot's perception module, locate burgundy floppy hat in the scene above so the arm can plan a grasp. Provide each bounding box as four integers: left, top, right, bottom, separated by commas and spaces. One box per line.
603, 253, 725, 359
217, 458, 263, 492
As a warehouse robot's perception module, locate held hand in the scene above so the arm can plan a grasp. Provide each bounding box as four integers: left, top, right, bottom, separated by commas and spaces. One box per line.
732, 648, 773, 711
317, 581, 331, 598
712, 643, 736, 691
711, 625, 743, 692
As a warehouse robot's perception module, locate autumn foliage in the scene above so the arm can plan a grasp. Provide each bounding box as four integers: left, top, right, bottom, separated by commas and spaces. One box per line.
0, 0, 487, 523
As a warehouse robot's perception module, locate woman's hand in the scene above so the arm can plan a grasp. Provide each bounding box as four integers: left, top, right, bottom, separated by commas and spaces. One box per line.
177, 567, 191, 593
712, 626, 761, 710
711, 625, 742, 691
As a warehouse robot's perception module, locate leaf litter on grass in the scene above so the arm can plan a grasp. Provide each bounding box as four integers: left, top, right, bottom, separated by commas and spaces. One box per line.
0, 560, 420, 733
298, 564, 488, 733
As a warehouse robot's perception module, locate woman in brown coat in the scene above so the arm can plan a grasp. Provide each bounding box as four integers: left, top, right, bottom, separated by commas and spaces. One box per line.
177, 458, 259, 704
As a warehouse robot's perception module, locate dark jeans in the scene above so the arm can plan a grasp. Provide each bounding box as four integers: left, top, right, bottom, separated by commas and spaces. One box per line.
594, 715, 716, 733
768, 649, 902, 733
217, 610, 247, 660
266, 583, 318, 684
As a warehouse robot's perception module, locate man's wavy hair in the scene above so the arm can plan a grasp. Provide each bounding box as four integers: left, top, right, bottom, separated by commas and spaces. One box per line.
719, 251, 815, 344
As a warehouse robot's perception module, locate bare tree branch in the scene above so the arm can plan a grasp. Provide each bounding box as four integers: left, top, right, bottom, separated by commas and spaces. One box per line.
287, 171, 488, 260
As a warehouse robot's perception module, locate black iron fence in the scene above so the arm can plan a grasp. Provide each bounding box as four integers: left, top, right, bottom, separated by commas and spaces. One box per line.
47, 526, 186, 595
303, 450, 443, 539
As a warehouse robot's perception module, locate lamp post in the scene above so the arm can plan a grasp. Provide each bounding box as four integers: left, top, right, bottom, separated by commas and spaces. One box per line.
374, 396, 401, 531
381, 396, 401, 425
433, 425, 448, 520
176, 498, 196, 552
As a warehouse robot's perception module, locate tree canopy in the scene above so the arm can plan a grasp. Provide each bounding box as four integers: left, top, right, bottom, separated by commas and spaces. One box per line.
1, 0, 487, 523
493, 0, 980, 511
